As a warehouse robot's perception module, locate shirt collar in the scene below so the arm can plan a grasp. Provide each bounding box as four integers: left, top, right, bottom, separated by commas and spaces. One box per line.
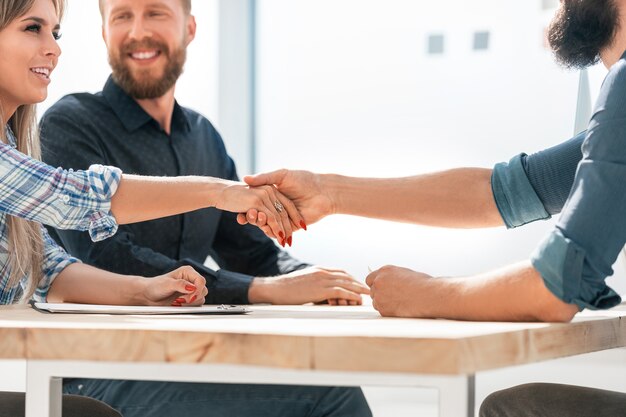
102, 75, 191, 133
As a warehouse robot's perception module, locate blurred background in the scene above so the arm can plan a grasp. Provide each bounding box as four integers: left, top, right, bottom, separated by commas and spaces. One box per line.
3, 0, 625, 415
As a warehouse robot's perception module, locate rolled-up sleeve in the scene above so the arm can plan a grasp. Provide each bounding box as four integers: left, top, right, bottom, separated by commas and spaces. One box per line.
531, 229, 620, 309
491, 154, 551, 228
0, 142, 122, 241
530, 58, 626, 310
492, 132, 586, 228
34, 226, 80, 302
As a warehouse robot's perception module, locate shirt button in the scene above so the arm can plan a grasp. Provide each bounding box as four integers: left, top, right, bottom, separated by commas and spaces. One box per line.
62, 194, 70, 204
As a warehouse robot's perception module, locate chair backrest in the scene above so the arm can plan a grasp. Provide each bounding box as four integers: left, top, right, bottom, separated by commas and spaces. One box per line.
0, 391, 122, 417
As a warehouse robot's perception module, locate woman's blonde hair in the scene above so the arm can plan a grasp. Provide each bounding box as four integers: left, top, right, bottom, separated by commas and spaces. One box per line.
0, 0, 65, 302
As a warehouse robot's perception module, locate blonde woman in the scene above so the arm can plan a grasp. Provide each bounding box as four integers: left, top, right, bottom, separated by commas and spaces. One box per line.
0, 0, 301, 308
0, 0, 307, 415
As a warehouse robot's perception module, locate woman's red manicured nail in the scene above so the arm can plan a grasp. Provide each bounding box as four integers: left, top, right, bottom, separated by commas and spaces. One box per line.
287, 236, 293, 246
300, 221, 307, 231
185, 285, 196, 292
190, 295, 197, 303
174, 297, 186, 304
278, 231, 285, 239
171, 302, 182, 307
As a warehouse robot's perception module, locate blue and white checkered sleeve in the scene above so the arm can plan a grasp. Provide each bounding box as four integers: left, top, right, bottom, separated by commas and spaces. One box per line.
34, 226, 81, 302
0, 142, 122, 241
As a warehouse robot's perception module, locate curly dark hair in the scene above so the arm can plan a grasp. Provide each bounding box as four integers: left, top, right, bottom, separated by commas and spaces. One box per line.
547, 0, 620, 69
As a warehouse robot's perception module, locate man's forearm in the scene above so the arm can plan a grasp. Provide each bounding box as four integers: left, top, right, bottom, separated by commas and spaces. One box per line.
322, 168, 504, 228
430, 261, 579, 322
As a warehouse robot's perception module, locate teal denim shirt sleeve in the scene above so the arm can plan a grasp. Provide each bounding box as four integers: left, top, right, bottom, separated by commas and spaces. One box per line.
531, 230, 621, 310
491, 154, 551, 229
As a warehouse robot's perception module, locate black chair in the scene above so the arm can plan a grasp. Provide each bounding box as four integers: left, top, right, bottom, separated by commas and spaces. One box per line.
0, 391, 121, 417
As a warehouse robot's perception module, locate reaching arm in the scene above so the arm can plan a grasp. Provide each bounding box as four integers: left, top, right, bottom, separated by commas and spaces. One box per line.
243, 168, 502, 229
0, 139, 297, 241
243, 131, 586, 234
321, 168, 501, 228
111, 174, 300, 240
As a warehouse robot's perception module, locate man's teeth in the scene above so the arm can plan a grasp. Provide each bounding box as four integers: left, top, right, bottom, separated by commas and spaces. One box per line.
31, 68, 50, 77
132, 51, 158, 60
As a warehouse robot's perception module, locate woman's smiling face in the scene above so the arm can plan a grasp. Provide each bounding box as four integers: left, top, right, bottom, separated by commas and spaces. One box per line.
0, 0, 61, 119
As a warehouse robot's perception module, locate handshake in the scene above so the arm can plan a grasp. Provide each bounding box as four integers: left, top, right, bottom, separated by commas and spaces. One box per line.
222, 169, 425, 316
229, 169, 331, 248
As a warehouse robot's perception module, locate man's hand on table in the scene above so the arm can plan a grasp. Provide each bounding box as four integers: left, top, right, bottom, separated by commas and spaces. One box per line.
248, 266, 370, 305
366, 265, 439, 317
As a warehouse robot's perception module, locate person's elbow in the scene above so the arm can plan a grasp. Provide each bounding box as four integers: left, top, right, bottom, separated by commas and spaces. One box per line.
535, 298, 579, 322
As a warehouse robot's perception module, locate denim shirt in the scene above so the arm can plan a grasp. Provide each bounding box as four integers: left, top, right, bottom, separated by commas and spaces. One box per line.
0, 126, 122, 303
491, 52, 626, 310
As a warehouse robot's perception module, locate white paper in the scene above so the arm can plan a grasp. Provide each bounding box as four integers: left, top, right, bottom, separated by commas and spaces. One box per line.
33, 302, 249, 315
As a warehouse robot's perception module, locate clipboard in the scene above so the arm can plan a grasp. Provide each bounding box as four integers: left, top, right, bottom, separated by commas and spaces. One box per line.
32, 302, 249, 315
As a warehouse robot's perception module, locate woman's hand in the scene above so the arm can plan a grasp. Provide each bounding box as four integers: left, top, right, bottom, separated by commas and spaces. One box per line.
142, 266, 208, 306
236, 170, 333, 239
215, 180, 304, 247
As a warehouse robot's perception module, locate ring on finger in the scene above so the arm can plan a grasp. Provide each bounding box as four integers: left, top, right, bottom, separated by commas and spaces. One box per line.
274, 200, 284, 213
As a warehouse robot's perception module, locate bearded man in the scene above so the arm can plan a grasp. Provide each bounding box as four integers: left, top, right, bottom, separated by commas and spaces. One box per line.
480, 2, 626, 414
38, 0, 372, 416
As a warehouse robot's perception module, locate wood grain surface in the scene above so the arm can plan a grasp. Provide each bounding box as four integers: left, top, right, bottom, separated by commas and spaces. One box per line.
1, 304, 624, 375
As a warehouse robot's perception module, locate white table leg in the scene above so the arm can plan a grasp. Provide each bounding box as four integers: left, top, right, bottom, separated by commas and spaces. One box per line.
22, 360, 477, 417
438, 374, 475, 417
25, 361, 62, 417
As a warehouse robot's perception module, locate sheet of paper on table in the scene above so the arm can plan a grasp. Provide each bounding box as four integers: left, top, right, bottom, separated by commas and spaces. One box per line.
32, 302, 249, 315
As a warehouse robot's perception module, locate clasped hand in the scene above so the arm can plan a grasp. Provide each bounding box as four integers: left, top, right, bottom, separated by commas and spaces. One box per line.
234, 169, 333, 244
215, 180, 305, 247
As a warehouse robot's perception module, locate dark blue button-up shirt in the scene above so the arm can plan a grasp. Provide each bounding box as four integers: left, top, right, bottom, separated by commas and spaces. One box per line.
40, 76, 308, 304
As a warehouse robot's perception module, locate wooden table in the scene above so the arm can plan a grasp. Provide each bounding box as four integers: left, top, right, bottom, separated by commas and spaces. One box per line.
1, 304, 625, 417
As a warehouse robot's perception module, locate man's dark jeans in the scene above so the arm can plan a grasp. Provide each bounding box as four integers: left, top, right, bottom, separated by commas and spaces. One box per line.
64, 379, 372, 417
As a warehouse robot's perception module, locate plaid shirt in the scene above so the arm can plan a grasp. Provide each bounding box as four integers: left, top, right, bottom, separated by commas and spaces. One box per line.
0, 127, 122, 303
